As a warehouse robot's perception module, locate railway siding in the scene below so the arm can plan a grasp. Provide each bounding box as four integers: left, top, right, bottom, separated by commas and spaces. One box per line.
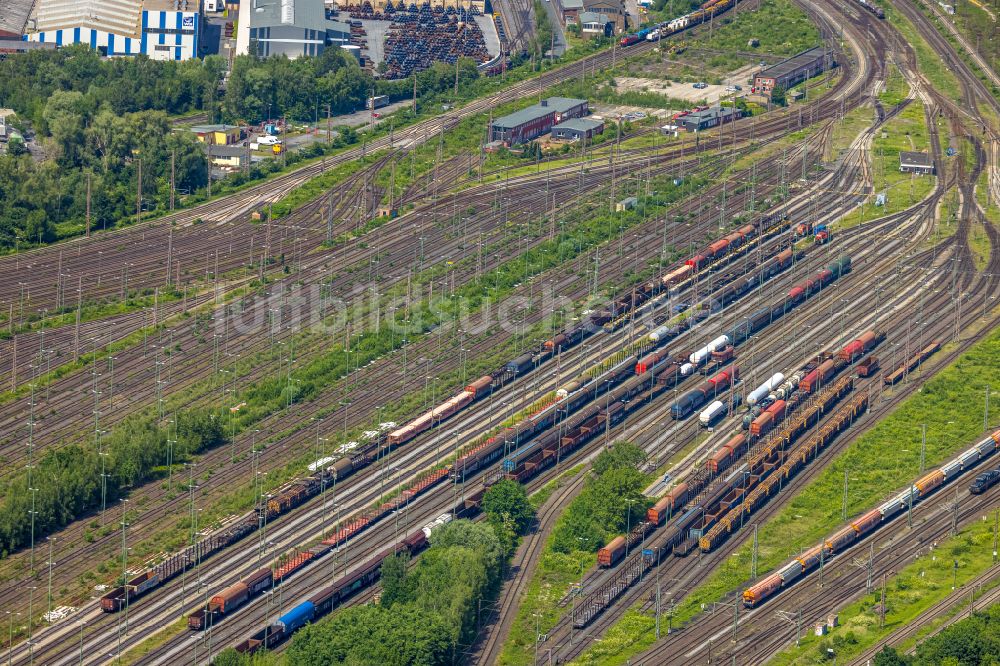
768, 504, 1000, 664
658, 320, 1000, 627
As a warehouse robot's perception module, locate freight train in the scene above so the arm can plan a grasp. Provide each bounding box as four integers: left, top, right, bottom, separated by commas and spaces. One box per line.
97, 212, 795, 615
742, 429, 1000, 608
597, 328, 883, 567
234, 522, 447, 654
187, 468, 449, 631
883, 340, 940, 384
619, 0, 736, 47
854, 0, 886, 19
668, 257, 854, 421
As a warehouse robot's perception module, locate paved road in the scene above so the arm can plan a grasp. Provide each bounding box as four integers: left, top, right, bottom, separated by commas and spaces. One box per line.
543, 0, 567, 56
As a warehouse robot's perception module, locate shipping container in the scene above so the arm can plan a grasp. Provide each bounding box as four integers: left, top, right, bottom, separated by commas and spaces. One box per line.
796, 545, 824, 569
777, 560, 803, 584
850, 509, 882, 536
211, 582, 249, 613
647, 482, 689, 524
915, 470, 945, 495
877, 497, 904, 520
750, 412, 774, 436
505, 353, 534, 375
598, 536, 627, 567
824, 525, 857, 553
743, 573, 782, 607
277, 601, 315, 632
699, 401, 726, 426
941, 460, 963, 479
465, 375, 493, 398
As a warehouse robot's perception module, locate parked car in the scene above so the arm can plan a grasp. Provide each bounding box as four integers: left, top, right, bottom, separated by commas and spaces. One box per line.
257, 135, 280, 146
693, 82, 708, 89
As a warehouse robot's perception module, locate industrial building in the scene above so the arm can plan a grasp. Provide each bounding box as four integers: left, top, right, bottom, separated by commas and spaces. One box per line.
0, 0, 33, 38
579, 12, 613, 38
899, 151, 935, 175
25, 0, 201, 60
561, 0, 626, 32
752, 47, 835, 94
206, 145, 248, 170
551, 118, 605, 141
680, 105, 742, 132
490, 97, 589, 145
191, 124, 244, 145
235, 0, 351, 59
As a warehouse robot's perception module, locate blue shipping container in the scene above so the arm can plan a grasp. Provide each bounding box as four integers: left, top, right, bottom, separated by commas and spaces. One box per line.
277, 601, 315, 632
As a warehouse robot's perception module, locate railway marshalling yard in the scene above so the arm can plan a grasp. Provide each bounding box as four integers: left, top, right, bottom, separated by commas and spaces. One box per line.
2, 0, 1000, 664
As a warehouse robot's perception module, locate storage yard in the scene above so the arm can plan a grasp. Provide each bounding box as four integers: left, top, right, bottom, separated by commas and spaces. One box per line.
1, 0, 999, 663
333, 3, 500, 78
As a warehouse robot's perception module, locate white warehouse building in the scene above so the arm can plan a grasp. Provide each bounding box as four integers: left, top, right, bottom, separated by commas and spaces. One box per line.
25, 0, 200, 60
235, 0, 350, 59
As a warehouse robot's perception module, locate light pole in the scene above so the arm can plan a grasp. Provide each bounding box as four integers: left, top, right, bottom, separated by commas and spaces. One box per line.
7, 611, 19, 666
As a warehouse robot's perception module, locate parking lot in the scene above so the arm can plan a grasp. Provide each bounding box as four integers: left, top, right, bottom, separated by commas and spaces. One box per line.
611, 64, 756, 104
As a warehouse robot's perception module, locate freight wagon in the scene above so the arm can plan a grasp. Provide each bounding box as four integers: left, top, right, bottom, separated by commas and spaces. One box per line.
742, 428, 1000, 607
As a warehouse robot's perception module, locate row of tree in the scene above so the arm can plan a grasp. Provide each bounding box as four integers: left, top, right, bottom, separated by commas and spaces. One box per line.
0, 408, 224, 558
0, 45, 485, 251
550, 441, 649, 553
874, 603, 1000, 665
213, 481, 532, 666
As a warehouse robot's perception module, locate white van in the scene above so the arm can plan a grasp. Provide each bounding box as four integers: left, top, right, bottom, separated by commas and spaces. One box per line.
257, 135, 280, 146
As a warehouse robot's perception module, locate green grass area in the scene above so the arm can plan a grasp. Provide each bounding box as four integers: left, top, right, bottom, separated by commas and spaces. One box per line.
768, 508, 1000, 665
878, 63, 910, 108
834, 101, 936, 229
499, 547, 597, 665
883, 2, 964, 104
570, 609, 659, 665
659, 0, 821, 74
566, 322, 1000, 665
119, 617, 188, 665
825, 106, 876, 163
500, 443, 650, 665
969, 222, 992, 272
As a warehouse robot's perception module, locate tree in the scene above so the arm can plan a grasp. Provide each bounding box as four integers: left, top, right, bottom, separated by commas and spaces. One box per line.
592, 441, 646, 476
24, 209, 55, 244
483, 479, 534, 535
873, 646, 910, 666
6, 135, 26, 157
379, 552, 411, 608
771, 85, 787, 106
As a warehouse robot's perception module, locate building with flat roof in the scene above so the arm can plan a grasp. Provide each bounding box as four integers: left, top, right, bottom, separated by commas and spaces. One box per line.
579, 12, 612, 38
752, 47, 834, 94
235, 0, 350, 59
899, 151, 934, 175
552, 117, 604, 141
679, 105, 742, 132
25, 0, 200, 60
0, 0, 34, 37
561, 0, 584, 24
191, 124, 244, 145
490, 97, 589, 144
206, 144, 248, 169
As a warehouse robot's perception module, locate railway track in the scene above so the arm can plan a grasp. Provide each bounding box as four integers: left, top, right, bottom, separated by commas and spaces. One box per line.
11, 130, 860, 660
536, 0, 1000, 660
3, 1, 972, 660
0, 80, 860, 620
